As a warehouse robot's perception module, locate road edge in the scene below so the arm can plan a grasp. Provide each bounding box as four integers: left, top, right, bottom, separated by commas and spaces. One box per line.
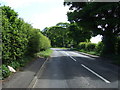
28, 57, 49, 88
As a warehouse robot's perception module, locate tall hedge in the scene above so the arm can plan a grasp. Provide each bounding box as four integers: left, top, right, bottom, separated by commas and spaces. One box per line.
2, 6, 51, 65
86, 43, 96, 51
78, 42, 96, 52
39, 33, 51, 50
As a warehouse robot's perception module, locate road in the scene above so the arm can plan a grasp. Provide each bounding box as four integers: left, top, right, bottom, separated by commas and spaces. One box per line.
33, 48, 119, 88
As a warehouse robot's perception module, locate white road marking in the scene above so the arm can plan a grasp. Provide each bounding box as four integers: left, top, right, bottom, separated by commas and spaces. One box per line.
81, 64, 111, 84
62, 51, 110, 84
33, 76, 38, 88
63, 51, 76, 61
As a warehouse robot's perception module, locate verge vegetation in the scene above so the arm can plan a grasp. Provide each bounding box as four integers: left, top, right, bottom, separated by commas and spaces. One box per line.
1, 6, 51, 79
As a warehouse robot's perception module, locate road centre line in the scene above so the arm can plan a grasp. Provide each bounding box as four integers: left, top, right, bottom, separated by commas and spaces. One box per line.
62, 51, 110, 84
63, 51, 76, 61
81, 64, 111, 84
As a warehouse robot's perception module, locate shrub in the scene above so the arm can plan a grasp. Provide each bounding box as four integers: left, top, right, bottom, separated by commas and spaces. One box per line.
1, 5, 51, 79
2, 6, 51, 65
1, 65, 11, 79
39, 34, 51, 50
2, 6, 29, 64
27, 29, 41, 55
9, 61, 20, 70
78, 42, 87, 50
96, 42, 104, 54
19, 56, 33, 67
27, 29, 51, 55
86, 43, 96, 51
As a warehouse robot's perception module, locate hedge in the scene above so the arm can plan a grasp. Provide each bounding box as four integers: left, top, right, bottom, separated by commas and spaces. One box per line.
1, 6, 51, 79
86, 43, 96, 51
78, 42, 96, 51
95, 42, 104, 54
2, 6, 51, 64
78, 42, 86, 50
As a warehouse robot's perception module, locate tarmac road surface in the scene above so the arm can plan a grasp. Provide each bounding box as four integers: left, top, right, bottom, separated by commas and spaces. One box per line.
33, 48, 119, 89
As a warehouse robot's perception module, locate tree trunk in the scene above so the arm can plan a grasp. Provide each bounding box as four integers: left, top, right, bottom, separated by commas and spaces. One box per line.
102, 30, 117, 56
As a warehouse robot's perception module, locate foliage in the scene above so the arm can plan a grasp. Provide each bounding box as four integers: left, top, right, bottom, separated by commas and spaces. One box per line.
2, 6, 51, 65
39, 33, 51, 50
1, 6, 51, 79
1, 65, 11, 79
42, 23, 72, 47
86, 43, 96, 51
78, 42, 96, 52
2, 6, 30, 64
78, 42, 86, 50
18, 56, 34, 67
27, 29, 41, 55
36, 49, 53, 58
68, 23, 92, 47
64, 2, 120, 55
96, 42, 104, 54
43, 22, 91, 48
9, 61, 20, 70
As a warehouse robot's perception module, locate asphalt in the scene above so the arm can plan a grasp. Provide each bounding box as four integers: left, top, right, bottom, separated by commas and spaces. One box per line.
2, 57, 46, 88
33, 48, 119, 89
1, 48, 120, 89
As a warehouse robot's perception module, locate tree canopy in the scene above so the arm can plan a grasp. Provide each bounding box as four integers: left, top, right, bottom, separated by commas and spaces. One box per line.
42, 22, 92, 48
64, 2, 120, 55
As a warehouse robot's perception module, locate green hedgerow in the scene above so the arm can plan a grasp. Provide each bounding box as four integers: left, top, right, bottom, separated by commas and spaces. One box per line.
1, 65, 11, 79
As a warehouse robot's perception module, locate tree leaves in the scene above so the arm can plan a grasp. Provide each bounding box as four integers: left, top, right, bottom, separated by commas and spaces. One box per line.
2, 6, 51, 64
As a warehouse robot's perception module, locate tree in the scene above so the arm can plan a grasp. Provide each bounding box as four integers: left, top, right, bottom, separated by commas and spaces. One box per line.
43, 22, 72, 47
68, 23, 92, 47
43, 22, 92, 48
64, 2, 120, 55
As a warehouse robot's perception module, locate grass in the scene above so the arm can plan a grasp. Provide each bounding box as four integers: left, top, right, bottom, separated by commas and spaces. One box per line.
75, 48, 120, 65
54, 47, 69, 49
70, 48, 100, 56
79, 49, 100, 56
36, 49, 53, 58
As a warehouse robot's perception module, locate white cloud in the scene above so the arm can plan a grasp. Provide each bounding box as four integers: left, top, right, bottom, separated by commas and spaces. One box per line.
1, 0, 68, 30
30, 6, 69, 30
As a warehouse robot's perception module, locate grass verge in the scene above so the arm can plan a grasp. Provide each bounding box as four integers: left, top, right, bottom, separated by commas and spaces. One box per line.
71, 48, 120, 66
79, 49, 100, 56
54, 47, 69, 49
36, 49, 53, 58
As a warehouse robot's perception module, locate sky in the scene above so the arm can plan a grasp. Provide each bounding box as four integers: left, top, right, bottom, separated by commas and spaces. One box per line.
0, 0, 69, 30
0, 0, 102, 43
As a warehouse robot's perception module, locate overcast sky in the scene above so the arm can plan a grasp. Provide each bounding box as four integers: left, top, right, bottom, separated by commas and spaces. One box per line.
0, 0, 102, 43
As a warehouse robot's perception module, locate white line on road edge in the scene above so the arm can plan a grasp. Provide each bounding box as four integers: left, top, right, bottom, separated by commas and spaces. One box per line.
28, 58, 49, 88
81, 64, 111, 84
63, 51, 76, 61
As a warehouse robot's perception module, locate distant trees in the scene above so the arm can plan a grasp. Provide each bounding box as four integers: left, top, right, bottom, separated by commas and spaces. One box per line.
64, 2, 120, 55
2, 6, 51, 64
68, 23, 92, 47
42, 22, 92, 48
42, 23, 71, 47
